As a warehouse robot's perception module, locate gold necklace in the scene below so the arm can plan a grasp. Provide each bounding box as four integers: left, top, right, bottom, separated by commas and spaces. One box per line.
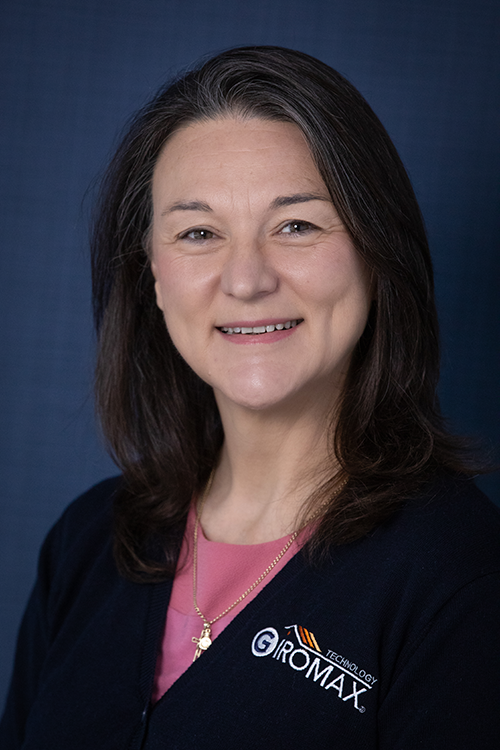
191, 474, 347, 661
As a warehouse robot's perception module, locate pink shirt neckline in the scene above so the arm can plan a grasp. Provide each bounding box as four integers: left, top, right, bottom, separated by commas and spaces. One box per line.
152, 506, 304, 701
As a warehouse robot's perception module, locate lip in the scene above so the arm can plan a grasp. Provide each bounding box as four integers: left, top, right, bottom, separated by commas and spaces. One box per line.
216, 318, 303, 344
217, 318, 300, 328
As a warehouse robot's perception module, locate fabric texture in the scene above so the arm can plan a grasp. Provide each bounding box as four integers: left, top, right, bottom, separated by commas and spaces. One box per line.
1, 474, 500, 749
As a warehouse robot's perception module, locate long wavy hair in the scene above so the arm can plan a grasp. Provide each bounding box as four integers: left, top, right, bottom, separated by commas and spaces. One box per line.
91, 46, 475, 580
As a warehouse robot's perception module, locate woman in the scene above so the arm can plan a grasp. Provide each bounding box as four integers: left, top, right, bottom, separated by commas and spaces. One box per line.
2, 46, 499, 749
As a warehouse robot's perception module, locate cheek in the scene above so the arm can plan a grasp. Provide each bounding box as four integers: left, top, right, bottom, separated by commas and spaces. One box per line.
152, 262, 215, 364
158, 285, 194, 336
291, 249, 370, 309
306, 252, 372, 344
152, 255, 196, 319
158, 293, 201, 373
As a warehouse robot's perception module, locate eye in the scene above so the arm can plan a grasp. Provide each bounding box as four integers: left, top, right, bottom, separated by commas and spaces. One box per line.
180, 228, 216, 241
279, 220, 318, 235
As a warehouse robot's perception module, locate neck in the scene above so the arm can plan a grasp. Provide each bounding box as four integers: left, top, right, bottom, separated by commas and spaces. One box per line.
201, 391, 338, 544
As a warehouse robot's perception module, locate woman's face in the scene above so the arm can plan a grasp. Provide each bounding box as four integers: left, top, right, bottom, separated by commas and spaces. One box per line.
150, 118, 372, 415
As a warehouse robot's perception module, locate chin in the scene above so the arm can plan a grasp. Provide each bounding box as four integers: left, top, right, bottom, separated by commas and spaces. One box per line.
214, 379, 298, 413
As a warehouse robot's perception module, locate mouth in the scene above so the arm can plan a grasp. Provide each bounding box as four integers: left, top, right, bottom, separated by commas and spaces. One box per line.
217, 319, 303, 335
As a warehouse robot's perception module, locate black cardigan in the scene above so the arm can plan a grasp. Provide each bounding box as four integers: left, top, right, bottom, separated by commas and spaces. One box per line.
2, 474, 500, 749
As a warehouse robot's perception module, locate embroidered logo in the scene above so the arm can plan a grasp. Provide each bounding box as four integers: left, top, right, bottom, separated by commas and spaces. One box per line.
251, 624, 377, 713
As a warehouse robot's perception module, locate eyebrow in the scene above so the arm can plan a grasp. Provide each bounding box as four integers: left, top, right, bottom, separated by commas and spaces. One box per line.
161, 200, 212, 216
269, 193, 331, 210
161, 192, 330, 217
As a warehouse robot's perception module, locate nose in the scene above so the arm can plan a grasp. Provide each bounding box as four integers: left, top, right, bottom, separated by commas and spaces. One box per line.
220, 239, 279, 300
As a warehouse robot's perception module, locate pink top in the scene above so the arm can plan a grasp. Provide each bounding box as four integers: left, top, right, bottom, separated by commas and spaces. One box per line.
152, 507, 303, 701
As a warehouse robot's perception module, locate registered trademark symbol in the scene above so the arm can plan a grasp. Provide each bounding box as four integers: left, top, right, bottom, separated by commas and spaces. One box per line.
358, 706, 366, 713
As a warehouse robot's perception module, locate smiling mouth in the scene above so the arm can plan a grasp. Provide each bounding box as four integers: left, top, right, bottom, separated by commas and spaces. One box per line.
218, 319, 303, 335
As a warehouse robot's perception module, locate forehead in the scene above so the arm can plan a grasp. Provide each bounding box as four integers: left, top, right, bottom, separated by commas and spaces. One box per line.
159, 116, 310, 154
151, 117, 327, 202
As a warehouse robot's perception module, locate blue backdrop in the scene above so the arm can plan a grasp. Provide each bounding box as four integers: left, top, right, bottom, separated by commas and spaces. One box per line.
1, 0, 499, 710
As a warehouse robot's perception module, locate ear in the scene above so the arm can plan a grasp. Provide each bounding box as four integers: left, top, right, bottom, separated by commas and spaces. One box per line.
150, 260, 165, 313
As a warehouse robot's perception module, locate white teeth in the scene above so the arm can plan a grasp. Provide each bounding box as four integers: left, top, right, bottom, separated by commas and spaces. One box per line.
220, 320, 300, 335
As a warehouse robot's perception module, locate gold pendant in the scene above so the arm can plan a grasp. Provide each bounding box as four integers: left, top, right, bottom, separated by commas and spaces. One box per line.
192, 624, 212, 661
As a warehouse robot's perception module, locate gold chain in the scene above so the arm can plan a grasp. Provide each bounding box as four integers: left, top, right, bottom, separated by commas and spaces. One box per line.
191, 473, 347, 660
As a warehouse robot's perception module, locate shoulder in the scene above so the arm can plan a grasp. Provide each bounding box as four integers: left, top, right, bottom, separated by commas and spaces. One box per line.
378, 473, 500, 578
370, 477, 500, 746
39, 476, 123, 588
49, 475, 121, 545
56, 475, 122, 534
307, 473, 500, 646
350, 473, 500, 651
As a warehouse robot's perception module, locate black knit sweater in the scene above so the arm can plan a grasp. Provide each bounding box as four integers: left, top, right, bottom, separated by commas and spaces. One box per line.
2, 474, 500, 749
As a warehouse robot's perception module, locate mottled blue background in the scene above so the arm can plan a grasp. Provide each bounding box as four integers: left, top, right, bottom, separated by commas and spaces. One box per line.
1, 0, 499, 710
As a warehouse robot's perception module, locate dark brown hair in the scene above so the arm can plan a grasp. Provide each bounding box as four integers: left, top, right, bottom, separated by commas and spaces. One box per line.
91, 46, 475, 580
